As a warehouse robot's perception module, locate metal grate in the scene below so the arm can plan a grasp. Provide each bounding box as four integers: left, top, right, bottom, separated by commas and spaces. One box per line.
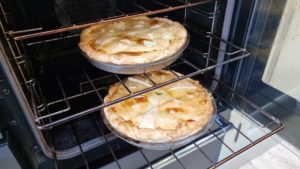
0, 0, 217, 101
0, 0, 240, 130
28, 26, 249, 130
8, 0, 214, 40
46, 81, 283, 168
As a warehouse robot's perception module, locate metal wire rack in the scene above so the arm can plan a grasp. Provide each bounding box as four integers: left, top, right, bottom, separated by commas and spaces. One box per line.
9, 0, 213, 40
1, 0, 218, 105
28, 25, 249, 130
47, 76, 283, 169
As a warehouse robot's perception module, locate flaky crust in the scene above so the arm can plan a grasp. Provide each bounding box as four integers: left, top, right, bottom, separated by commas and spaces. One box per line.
79, 16, 188, 65
103, 70, 214, 143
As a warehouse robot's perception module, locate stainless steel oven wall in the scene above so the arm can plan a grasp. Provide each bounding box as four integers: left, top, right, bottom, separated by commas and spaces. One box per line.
0, 1, 94, 168
0, 39, 52, 168
231, 0, 287, 97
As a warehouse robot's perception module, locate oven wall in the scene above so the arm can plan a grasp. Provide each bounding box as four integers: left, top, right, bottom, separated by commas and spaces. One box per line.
0, 49, 51, 169
231, 0, 300, 152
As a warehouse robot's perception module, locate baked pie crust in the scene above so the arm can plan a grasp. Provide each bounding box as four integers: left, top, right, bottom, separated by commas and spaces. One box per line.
79, 16, 188, 65
103, 70, 214, 143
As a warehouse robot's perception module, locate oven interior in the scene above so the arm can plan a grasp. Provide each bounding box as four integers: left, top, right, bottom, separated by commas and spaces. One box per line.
0, 0, 284, 168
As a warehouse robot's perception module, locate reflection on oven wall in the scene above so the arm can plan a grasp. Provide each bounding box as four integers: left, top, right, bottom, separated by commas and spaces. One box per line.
232, 0, 299, 122
231, 0, 300, 167
262, 0, 300, 101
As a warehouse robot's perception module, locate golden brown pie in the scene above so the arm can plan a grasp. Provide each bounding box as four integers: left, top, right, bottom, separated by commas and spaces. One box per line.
103, 70, 214, 143
79, 16, 188, 65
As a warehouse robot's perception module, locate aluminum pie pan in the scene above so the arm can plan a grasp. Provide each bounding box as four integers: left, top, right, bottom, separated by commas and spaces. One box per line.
82, 34, 190, 74
101, 94, 217, 150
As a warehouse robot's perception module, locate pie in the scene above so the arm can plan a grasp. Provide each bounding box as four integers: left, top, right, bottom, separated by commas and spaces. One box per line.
103, 70, 214, 143
79, 16, 188, 65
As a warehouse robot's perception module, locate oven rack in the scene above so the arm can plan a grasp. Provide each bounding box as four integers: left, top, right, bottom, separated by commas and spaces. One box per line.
29, 27, 250, 130
0, 0, 226, 130
7, 0, 214, 41
0, 0, 219, 102
47, 74, 283, 169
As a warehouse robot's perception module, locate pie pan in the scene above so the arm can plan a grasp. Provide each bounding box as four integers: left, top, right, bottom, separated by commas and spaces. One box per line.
101, 94, 217, 150
82, 34, 190, 75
